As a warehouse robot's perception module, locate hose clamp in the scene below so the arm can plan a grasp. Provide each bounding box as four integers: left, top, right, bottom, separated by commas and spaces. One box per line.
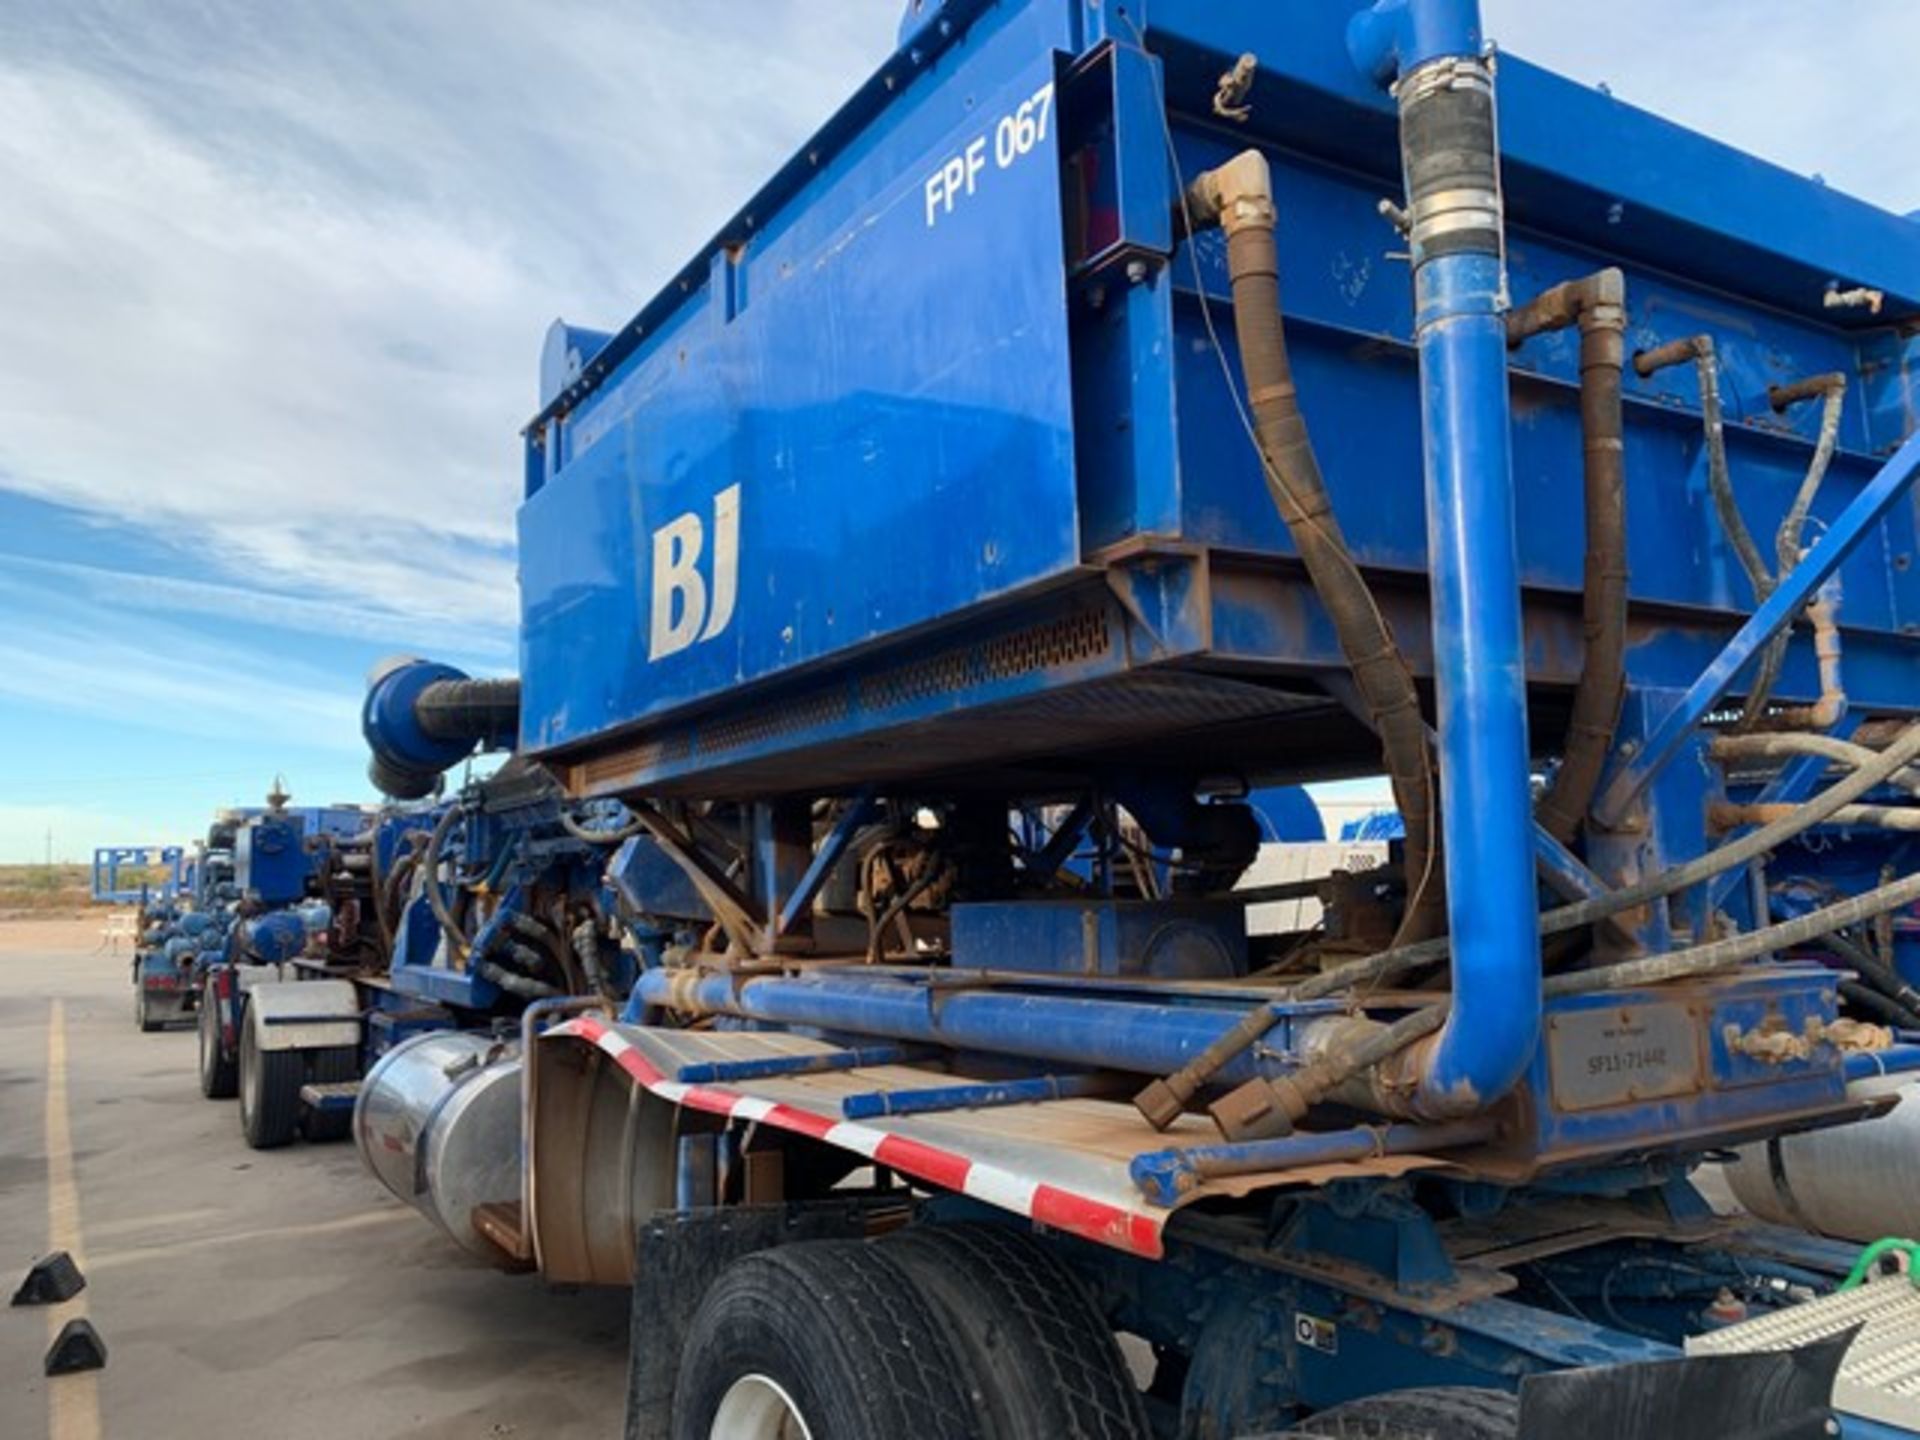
1394, 55, 1492, 105
1407, 186, 1502, 248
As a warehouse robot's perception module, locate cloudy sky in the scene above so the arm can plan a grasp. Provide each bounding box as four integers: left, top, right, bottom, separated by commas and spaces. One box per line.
1, 0, 1915, 861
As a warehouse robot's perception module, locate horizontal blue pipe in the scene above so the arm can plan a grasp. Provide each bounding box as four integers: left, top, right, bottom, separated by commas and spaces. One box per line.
634, 969, 1336, 1088
841, 1072, 1111, 1120
1129, 1118, 1497, 1207
1594, 424, 1920, 829
1842, 1046, 1920, 1084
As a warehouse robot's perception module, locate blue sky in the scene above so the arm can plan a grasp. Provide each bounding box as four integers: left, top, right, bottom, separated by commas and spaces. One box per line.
1, 0, 1916, 861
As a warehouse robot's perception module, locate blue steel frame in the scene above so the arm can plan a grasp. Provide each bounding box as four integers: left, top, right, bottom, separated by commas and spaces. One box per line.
92, 845, 186, 905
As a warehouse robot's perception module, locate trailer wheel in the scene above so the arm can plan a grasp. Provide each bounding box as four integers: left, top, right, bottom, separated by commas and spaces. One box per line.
298, 1046, 360, 1142
1272, 1387, 1518, 1439
671, 1241, 984, 1440
198, 980, 237, 1099
237, 1002, 301, 1149
883, 1222, 1149, 1440
135, 983, 162, 1033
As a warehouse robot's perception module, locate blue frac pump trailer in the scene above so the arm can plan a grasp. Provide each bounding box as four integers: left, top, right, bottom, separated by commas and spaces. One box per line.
212, 720, 645, 1152
337, 1, 1920, 1435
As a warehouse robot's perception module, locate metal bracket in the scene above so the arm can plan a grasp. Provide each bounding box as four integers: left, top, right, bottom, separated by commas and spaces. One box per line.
626, 801, 762, 955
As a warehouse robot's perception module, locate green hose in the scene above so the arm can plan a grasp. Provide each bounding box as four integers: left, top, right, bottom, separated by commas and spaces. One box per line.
1839, 1237, 1920, 1291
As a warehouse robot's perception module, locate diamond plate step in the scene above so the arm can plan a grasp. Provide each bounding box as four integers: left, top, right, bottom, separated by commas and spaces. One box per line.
298, 1081, 361, 1112
1687, 1275, 1920, 1432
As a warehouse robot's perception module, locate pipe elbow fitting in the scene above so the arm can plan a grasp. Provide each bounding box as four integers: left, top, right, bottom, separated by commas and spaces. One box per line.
1633, 333, 1713, 379
1185, 149, 1275, 237
1505, 267, 1627, 347
1769, 372, 1849, 413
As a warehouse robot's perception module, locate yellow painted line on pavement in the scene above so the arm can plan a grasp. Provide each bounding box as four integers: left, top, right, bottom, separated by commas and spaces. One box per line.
86, 1207, 412, 1272
45, 998, 103, 1440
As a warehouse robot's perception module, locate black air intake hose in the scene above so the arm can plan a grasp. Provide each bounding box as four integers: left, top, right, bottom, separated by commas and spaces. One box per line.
416, 678, 522, 745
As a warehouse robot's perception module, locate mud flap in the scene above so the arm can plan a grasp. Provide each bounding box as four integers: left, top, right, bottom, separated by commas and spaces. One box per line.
1518, 1328, 1855, 1439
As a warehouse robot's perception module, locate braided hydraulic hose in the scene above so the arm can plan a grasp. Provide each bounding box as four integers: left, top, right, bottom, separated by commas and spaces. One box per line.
1329, 720, 1920, 992
1711, 732, 1920, 796
1637, 337, 1770, 603
1186, 151, 1442, 946
1740, 376, 1848, 728
422, 803, 469, 960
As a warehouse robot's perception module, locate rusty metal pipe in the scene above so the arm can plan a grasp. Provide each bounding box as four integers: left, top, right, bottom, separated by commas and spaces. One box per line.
1753, 588, 1846, 732
1507, 270, 1628, 842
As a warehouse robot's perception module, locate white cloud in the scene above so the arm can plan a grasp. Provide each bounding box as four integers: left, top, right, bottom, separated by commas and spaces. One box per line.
1484, 0, 1920, 214
0, 551, 512, 664
0, 1, 900, 628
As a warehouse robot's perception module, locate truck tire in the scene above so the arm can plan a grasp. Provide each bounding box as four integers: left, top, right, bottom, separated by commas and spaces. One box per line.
298, 1046, 360, 1142
136, 983, 162, 1033
238, 1002, 301, 1149
884, 1222, 1149, 1440
1271, 1387, 1519, 1439
671, 1240, 985, 1440
198, 980, 238, 1099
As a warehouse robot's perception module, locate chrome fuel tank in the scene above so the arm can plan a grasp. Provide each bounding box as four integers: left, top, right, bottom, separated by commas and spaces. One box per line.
356, 1030, 522, 1259
1725, 1075, 1920, 1242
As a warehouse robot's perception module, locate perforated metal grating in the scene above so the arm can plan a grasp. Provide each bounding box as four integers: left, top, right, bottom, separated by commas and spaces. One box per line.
1687, 1275, 1920, 1431
700, 688, 852, 756
858, 607, 1112, 712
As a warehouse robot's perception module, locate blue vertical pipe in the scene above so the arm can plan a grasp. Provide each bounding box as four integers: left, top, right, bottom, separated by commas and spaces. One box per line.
1352, 0, 1540, 1116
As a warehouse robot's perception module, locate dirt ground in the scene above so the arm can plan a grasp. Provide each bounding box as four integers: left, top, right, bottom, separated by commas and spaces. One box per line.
0, 916, 630, 1440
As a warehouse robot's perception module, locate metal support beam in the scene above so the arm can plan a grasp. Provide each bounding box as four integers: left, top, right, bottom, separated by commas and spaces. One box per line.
775, 790, 876, 939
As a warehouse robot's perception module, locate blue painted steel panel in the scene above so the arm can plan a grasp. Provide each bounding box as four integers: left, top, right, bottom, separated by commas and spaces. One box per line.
520, 10, 1085, 753
1155, 132, 1918, 635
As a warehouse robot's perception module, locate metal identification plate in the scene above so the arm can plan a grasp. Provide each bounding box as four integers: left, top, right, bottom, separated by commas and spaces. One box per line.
1547, 1004, 1701, 1112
